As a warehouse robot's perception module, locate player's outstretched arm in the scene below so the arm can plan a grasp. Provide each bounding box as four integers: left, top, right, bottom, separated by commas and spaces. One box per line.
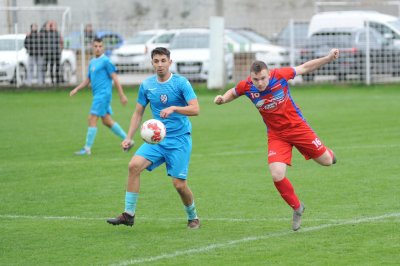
295, 48, 340, 76
111, 73, 128, 106
214, 88, 238, 105
70, 78, 90, 96
122, 103, 145, 150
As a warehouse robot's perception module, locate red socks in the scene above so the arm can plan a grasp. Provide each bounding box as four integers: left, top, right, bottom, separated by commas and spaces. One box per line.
274, 177, 300, 210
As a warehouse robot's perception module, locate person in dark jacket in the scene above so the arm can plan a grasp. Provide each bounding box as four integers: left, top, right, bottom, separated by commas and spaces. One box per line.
24, 23, 44, 85
42, 20, 63, 84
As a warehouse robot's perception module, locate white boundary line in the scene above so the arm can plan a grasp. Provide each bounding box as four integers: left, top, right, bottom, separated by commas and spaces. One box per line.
111, 213, 400, 266
0, 214, 368, 223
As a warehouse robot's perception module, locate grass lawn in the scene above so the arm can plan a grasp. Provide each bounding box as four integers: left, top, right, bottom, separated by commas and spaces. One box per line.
0, 83, 399, 265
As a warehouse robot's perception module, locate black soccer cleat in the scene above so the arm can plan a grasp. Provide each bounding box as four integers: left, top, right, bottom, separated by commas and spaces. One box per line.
106, 212, 135, 227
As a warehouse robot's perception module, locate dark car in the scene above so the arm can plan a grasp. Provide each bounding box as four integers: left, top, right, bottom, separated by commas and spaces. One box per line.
273, 21, 310, 48
299, 27, 400, 81
271, 21, 310, 65
64, 30, 124, 56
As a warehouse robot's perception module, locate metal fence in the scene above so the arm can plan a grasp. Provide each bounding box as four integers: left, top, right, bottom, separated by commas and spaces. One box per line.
1, 18, 400, 87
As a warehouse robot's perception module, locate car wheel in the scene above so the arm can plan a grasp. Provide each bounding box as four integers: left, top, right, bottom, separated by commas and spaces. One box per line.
61, 61, 72, 83
11, 64, 27, 85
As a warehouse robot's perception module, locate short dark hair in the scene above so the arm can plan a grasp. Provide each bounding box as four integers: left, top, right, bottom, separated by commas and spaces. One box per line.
151, 47, 170, 59
93, 37, 103, 43
250, 60, 268, 73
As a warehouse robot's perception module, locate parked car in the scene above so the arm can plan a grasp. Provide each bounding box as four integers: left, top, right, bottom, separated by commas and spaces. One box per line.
110, 29, 178, 72
226, 28, 290, 68
169, 28, 234, 81
271, 21, 310, 65
272, 21, 310, 48
308, 11, 400, 47
299, 28, 400, 81
64, 30, 124, 56
0, 34, 77, 84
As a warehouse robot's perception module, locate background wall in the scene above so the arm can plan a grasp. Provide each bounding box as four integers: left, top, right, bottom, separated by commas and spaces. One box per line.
1, 0, 397, 38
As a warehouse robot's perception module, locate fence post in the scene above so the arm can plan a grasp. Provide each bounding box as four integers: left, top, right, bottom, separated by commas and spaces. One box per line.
208, 16, 226, 90
14, 23, 21, 88
365, 21, 371, 85
80, 23, 86, 83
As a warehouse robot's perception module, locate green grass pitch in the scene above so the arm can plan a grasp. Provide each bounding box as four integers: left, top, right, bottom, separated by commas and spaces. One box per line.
0, 83, 399, 265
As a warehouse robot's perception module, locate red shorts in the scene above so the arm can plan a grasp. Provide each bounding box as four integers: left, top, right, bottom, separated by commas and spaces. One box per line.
267, 122, 327, 165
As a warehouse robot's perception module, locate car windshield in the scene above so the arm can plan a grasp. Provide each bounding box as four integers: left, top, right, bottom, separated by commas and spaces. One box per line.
310, 32, 353, 47
226, 30, 251, 44
237, 30, 270, 44
169, 33, 209, 49
0, 39, 24, 51
125, 33, 155, 44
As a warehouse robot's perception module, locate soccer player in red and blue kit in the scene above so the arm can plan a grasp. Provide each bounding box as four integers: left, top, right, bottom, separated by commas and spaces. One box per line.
214, 48, 339, 231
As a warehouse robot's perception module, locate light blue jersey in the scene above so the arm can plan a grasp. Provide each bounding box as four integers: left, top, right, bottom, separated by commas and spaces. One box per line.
88, 54, 116, 100
87, 54, 116, 116
137, 73, 197, 137
135, 73, 197, 179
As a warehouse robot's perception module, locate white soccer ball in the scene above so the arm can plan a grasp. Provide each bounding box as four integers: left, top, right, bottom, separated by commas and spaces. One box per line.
140, 119, 166, 144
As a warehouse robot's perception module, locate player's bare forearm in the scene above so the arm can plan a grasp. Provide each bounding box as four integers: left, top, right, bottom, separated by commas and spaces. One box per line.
214, 88, 237, 105
161, 99, 199, 118
126, 104, 145, 140
70, 78, 90, 96
295, 48, 339, 75
112, 74, 128, 105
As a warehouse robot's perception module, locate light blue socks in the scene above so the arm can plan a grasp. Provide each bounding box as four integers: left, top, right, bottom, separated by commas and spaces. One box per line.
184, 202, 198, 220
111, 122, 127, 140
85, 127, 98, 149
124, 192, 138, 216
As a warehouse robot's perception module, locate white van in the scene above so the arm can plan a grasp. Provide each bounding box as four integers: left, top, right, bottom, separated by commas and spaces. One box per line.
308, 11, 400, 46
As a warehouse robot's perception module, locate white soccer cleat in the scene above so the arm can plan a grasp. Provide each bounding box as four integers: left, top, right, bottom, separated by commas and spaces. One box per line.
292, 202, 305, 231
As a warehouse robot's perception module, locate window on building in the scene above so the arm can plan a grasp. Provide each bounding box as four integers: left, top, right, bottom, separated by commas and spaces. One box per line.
34, 0, 58, 5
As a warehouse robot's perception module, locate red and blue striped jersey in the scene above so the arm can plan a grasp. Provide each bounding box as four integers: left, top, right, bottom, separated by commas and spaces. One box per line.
235, 67, 306, 131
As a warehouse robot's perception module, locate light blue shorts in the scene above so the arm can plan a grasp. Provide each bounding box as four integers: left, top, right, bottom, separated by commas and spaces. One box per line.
90, 98, 113, 117
135, 134, 192, 180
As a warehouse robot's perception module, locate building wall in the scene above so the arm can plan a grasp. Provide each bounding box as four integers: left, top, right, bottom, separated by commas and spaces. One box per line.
0, 0, 396, 37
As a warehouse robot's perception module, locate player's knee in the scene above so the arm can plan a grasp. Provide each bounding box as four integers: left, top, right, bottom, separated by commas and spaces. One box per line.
172, 178, 187, 191
128, 160, 142, 174
269, 169, 285, 181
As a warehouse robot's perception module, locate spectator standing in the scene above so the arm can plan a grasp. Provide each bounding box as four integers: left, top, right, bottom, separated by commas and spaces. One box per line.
43, 20, 63, 85
84, 23, 95, 46
24, 23, 44, 85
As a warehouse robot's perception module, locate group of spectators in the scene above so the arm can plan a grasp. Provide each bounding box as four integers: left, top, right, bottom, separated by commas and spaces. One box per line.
24, 20, 63, 85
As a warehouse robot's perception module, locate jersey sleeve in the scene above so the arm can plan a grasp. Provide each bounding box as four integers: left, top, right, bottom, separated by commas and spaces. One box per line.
278, 67, 296, 80
137, 83, 149, 107
234, 80, 248, 96
87, 60, 92, 79
180, 77, 197, 102
105, 58, 116, 76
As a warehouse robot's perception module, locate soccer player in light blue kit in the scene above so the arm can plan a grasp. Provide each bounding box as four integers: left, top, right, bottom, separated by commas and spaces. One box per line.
107, 47, 201, 229
70, 37, 128, 155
